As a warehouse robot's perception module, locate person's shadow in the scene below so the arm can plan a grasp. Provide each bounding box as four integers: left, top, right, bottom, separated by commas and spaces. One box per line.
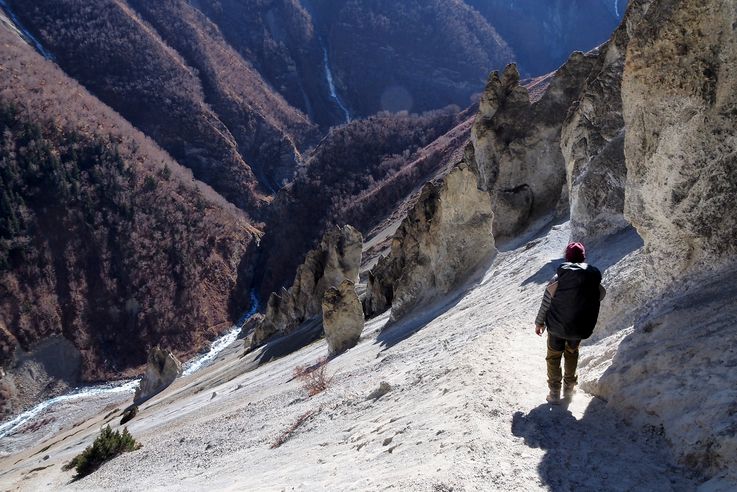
511, 399, 694, 490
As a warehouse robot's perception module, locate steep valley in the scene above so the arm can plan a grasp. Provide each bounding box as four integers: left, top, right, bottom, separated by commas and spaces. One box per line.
1, 0, 737, 489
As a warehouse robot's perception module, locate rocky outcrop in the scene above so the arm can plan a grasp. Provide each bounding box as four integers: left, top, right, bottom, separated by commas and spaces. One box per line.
238, 313, 264, 340
579, 0, 737, 481
134, 347, 182, 404
248, 225, 363, 349
322, 280, 364, 355
560, 25, 630, 243
364, 161, 495, 321
470, 57, 598, 239
622, 0, 737, 271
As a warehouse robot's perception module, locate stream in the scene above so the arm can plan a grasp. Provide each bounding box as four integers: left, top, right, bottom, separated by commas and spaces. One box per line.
0, 291, 261, 440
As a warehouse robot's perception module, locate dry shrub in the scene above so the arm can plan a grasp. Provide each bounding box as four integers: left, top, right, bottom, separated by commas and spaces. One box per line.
293, 357, 333, 397
270, 408, 320, 449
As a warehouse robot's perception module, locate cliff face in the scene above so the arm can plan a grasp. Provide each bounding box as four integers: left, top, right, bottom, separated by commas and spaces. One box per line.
560, 24, 629, 243
568, 0, 737, 479
470, 56, 597, 239
622, 0, 737, 270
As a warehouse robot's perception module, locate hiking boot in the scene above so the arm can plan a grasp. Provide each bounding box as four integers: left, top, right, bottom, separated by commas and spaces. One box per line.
563, 383, 576, 401
546, 389, 561, 405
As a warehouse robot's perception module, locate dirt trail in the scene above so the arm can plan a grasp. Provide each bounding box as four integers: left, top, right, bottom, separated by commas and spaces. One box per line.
0, 222, 696, 491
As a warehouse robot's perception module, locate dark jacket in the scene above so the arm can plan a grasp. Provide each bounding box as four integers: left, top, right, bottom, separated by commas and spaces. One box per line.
544, 262, 603, 340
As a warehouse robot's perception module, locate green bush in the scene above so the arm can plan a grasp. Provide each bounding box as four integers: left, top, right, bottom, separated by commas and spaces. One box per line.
63, 426, 140, 479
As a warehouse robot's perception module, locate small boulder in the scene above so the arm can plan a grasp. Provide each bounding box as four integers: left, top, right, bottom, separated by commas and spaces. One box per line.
120, 404, 138, 425
134, 347, 182, 404
367, 381, 392, 401
322, 280, 364, 355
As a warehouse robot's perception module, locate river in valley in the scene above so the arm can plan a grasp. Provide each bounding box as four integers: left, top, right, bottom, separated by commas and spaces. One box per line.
0, 291, 261, 442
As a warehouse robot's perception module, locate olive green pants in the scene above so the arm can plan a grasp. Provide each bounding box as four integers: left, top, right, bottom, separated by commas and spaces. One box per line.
546, 334, 580, 391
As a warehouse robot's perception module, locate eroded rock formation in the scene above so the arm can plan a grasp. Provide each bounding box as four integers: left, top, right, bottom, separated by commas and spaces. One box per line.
580, 0, 737, 480
364, 162, 495, 321
134, 347, 182, 403
322, 280, 364, 355
470, 57, 597, 239
560, 25, 630, 243
622, 0, 737, 271
248, 225, 363, 349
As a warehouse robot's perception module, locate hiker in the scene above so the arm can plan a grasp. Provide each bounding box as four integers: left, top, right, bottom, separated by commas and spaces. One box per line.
534, 242, 606, 404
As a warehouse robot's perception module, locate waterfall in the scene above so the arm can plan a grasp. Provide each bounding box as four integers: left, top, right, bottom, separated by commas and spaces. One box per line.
322, 45, 351, 124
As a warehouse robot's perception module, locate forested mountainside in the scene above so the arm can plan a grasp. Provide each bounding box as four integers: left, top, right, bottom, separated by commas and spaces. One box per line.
190, 0, 342, 128
0, 24, 255, 416
0, 104, 251, 381
6, 0, 318, 212
0, 0, 620, 414
305, 0, 622, 118
307, 0, 513, 117
6, 0, 621, 129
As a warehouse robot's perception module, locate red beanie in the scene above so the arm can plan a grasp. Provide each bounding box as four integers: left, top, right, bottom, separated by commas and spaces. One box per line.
565, 242, 586, 262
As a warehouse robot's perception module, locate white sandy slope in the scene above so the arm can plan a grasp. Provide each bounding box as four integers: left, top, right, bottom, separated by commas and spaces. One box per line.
1, 222, 703, 491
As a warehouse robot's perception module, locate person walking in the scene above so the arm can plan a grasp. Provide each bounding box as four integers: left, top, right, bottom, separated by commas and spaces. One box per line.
534, 242, 606, 404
